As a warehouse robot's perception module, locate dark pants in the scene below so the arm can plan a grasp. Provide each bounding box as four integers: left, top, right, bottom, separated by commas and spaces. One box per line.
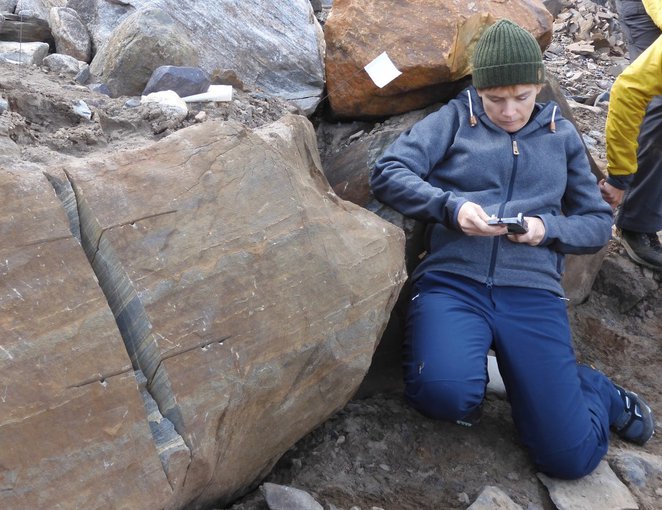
403, 271, 623, 479
615, 0, 662, 233
617, 0, 661, 59
617, 97, 662, 233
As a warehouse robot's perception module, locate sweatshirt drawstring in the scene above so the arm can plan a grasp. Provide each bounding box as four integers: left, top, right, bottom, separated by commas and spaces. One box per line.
468, 90, 477, 127
550, 105, 557, 133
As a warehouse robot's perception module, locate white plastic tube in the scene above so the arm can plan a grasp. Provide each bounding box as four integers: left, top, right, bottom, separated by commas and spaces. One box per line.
182, 85, 233, 103
487, 354, 506, 397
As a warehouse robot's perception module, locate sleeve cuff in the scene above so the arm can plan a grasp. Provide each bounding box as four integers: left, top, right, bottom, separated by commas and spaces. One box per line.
606, 173, 634, 190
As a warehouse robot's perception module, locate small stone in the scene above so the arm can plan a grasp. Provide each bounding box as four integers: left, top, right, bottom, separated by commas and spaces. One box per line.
261, 482, 323, 510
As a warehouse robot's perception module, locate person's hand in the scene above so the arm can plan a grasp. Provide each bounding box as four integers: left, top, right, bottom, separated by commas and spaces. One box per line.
457, 202, 508, 236
599, 179, 624, 209
506, 216, 545, 246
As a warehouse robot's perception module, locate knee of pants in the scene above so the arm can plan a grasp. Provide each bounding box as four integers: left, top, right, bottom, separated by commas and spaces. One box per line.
405, 378, 484, 422
531, 436, 607, 480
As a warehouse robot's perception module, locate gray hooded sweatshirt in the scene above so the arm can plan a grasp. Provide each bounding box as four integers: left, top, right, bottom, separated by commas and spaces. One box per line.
371, 86, 613, 295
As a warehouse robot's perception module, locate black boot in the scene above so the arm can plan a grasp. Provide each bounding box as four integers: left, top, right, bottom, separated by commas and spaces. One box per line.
620, 229, 662, 271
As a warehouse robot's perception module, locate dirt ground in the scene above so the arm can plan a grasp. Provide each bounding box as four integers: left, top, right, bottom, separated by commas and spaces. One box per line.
2, 8, 661, 509
223, 257, 661, 510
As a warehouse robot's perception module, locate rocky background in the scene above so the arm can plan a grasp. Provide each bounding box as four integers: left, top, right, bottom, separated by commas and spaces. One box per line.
1, 1, 660, 510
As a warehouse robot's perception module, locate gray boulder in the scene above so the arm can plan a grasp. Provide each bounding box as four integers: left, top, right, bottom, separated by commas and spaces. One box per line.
42, 52, 87, 75
83, 0, 326, 112
142, 65, 210, 98
89, 7, 198, 98
49, 6, 91, 62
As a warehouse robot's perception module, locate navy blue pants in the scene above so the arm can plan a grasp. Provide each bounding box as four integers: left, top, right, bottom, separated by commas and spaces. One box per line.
403, 271, 623, 479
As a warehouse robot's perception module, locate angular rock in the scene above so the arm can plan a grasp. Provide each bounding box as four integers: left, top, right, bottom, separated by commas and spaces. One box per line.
42, 53, 87, 75
610, 450, 662, 510
142, 65, 211, 98
89, 7, 199, 97
324, 0, 553, 118
593, 252, 658, 313
0, 12, 54, 45
0, 40, 48, 64
0, 167, 172, 509
610, 450, 662, 489
467, 485, 523, 510
262, 482, 324, 510
63, 114, 406, 508
538, 460, 638, 510
318, 106, 436, 208
15, 0, 64, 21
49, 6, 91, 62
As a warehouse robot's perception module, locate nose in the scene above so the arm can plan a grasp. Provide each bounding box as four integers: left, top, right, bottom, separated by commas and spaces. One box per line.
502, 100, 517, 118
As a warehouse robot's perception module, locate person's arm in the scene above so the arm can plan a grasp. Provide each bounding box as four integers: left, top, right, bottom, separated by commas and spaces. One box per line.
538, 126, 613, 254
642, 0, 662, 29
605, 36, 662, 179
370, 104, 468, 228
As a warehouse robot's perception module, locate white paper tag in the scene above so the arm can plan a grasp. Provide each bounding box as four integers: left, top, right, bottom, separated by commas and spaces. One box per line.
364, 52, 402, 88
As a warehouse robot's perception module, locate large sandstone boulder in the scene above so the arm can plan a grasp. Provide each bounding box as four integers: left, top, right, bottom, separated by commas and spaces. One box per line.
58, 114, 406, 508
0, 167, 172, 509
324, 0, 553, 118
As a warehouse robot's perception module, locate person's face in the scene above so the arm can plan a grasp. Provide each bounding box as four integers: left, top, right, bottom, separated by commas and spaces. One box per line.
476, 84, 543, 133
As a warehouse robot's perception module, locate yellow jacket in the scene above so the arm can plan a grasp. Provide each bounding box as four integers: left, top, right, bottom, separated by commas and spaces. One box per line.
643, 0, 662, 28
605, 34, 662, 177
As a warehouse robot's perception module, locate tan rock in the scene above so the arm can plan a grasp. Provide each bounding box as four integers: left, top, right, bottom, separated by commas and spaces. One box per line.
0, 167, 172, 509
538, 460, 639, 510
64, 114, 406, 508
325, 0, 553, 118
468, 485, 524, 509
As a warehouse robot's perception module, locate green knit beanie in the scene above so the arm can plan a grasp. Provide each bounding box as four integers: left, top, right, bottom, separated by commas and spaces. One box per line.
472, 19, 545, 89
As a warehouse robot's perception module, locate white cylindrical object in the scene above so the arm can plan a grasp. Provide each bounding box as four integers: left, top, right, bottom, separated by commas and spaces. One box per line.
182, 85, 233, 103
486, 354, 507, 397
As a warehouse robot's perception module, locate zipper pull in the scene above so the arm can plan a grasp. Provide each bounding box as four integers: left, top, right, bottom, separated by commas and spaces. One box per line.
486, 277, 494, 289
512, 140, 520, 155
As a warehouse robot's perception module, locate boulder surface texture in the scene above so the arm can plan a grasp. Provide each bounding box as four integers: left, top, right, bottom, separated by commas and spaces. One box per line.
0, 114, 406, 509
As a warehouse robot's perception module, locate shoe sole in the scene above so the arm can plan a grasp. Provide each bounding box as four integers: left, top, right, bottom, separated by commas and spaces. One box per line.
621, 239, 662, 272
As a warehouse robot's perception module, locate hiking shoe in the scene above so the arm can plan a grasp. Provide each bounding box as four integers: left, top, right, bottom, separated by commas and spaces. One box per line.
620, 229, 662, 271
612, 385, 655, 446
